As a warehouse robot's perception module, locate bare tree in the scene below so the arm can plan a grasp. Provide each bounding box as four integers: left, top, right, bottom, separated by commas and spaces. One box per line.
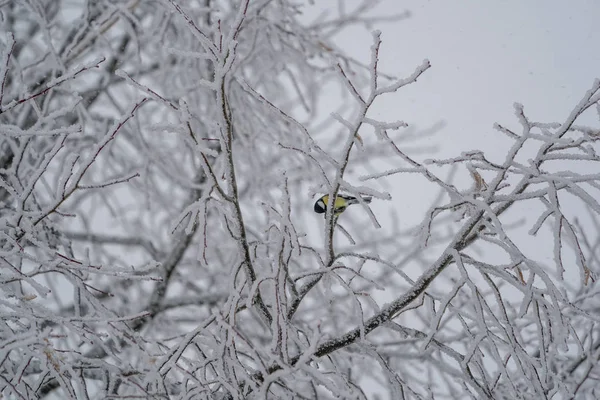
1, 1, 599, 399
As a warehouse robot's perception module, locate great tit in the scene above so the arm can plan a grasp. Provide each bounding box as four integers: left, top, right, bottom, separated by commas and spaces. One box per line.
314, 194, 372, 216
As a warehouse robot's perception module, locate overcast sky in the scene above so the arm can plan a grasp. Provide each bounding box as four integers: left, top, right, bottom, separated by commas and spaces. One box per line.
330, 0, 600, 149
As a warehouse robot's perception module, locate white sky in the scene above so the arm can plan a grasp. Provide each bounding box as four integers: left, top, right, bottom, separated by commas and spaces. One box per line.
330, 0, 600, 151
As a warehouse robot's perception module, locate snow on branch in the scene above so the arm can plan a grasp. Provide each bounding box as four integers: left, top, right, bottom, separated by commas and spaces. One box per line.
2, 1, 600, 399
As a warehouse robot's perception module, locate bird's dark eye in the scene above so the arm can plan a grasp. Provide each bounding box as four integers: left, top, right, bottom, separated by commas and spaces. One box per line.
314, 200, 326, 213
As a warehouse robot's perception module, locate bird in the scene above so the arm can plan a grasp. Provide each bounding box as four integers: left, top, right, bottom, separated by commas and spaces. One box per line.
314, 194, 372, 216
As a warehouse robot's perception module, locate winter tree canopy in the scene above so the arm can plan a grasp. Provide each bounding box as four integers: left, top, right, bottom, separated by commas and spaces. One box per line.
1, 1, 599, 399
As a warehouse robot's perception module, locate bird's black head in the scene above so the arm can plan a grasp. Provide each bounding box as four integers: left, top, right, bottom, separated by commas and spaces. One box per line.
314, 199, 326, 214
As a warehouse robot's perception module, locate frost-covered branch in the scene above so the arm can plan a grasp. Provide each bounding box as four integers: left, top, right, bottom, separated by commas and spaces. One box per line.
2, 1, 600, 399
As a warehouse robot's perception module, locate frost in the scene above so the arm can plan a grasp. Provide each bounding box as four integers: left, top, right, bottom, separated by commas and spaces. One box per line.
0, 1, 599, 399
